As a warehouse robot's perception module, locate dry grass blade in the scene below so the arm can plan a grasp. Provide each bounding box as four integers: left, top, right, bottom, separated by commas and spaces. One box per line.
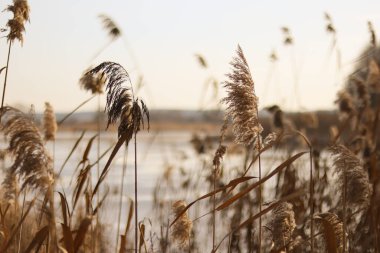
138, 223, 146, 253
22, 225, 49, 253
170, 176, 254, 227
92, 186, 109, 215
314, 214, 342, 253
0, 67, 7, 75
72, 164, 91, 211
61, 223, 74, 253
58, 192, 70, 226
58, 130, 86, 176
213, 190, 306, 252
119, 200, 134, 253
73, 217, 92, 253
217, 151, 308, 211
81, 134, 98, 164
92, 133, 128, 199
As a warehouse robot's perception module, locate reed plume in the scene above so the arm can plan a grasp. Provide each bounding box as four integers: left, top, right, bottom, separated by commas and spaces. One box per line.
195, 54, 208, 68
1, 0, 30, 109
268, 201, 296, 251
335, 90, 355, 117
79, 69, 106, 94
221, 45, 263, 145
330, 145, 372, 210
43, 102, 57, 141
0, 107, 53, 195
0, 106, 57, 249
325, 13, 336, 34
82, 61, 149, 140
368, 21, 376, 47
171, 200, 192, 249
99, 14, 121, 41
6, 0, 30, 44
281, 27, 293, 45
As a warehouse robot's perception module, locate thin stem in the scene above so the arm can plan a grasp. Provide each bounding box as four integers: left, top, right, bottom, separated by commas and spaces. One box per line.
58, 95, 96, 125
1, 41, 12, 108
309, 148, 314, 253
17, 188, 27, 253
257, 137, 262, 253
134, 133, 138, 253
343, 166, 347, 252
116, 146, 128, 253
212, 169, 216, 251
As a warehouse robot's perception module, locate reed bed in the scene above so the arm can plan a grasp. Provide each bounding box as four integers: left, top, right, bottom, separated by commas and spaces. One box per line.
0, 2, 379, 252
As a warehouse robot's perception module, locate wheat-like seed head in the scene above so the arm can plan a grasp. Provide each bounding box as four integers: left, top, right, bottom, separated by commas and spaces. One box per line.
171, 200, 192, 249
0, 107, 53, 199
269, 202, 296, 250
43, 102, 57, 141
222, 45, 263, 145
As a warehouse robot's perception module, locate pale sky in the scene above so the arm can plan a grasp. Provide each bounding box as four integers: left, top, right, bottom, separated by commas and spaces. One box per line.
0, 0, 379, 113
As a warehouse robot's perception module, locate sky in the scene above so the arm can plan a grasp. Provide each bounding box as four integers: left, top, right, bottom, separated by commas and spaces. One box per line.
0, 0, 379, 113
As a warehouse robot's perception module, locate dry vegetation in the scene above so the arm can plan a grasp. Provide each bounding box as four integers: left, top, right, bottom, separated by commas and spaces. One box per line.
0, 1, 379, 252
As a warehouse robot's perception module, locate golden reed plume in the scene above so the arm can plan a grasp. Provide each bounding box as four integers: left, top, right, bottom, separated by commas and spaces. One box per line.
6, 0, 30, 44
0, 106, 53, 198
171, 200, 193, 249
222, 45, 263, 145
43, 102, 58, 141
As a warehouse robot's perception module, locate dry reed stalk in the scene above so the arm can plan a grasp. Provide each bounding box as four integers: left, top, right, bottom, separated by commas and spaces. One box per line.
82, 62, 149, 253
222, 45, 263, 251
212, 145, 226, 250
1, 0, 30, 109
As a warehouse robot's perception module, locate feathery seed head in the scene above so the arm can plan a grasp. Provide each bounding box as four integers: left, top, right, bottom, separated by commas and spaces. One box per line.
99, 14, 121, 40
6, 0, 29, 44
82, 62, 149, 143
269, 202, 296, 250
79, 69, 106, 94
222, 45, 263, 145
171, 200, 192, 248
43, 102, 57, 141
330, 145, 372, 210
0, 107, 53, 199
